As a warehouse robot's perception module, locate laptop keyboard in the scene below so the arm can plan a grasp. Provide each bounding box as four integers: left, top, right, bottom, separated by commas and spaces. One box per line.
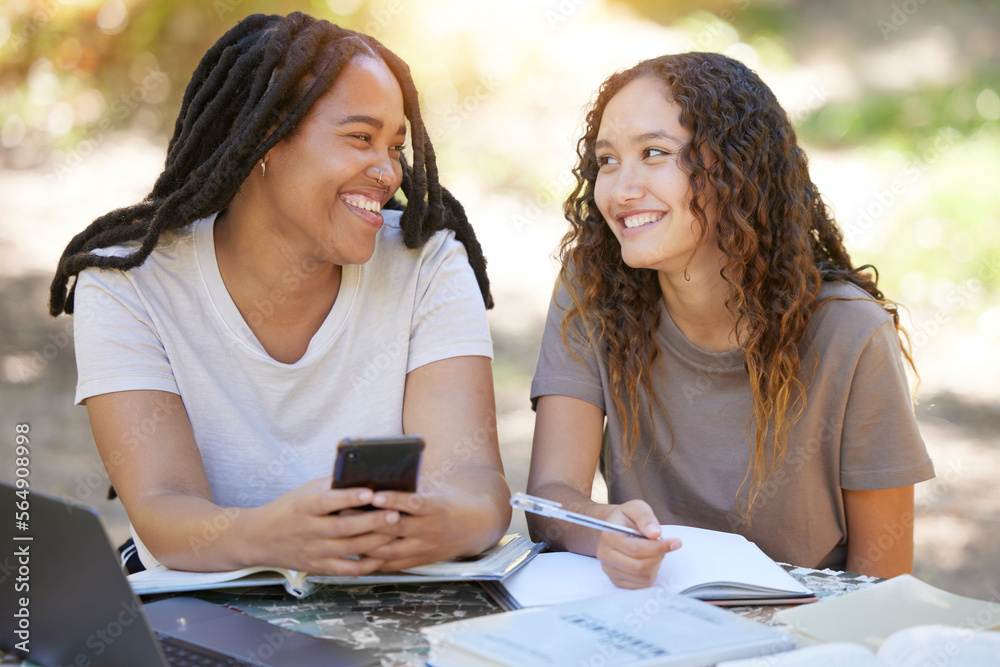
156, 632, 257, 666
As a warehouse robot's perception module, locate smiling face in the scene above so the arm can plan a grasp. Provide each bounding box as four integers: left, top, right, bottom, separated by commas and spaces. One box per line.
593, 76, 721, 276
260, 56, 407, 266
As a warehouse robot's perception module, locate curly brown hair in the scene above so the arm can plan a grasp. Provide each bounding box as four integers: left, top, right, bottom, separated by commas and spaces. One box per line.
560, 52, 912, 515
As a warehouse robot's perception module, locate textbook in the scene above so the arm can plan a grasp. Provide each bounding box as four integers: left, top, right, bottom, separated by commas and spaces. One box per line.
421, 586, 795, 667
493, 525, 814, 609
774, 574, 1000, 650
128, 533, 543, 598
716, 626, 1000, 666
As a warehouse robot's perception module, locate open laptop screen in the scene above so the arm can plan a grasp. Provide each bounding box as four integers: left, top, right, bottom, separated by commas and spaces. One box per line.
0, 483, 379, 666
0, 481, 169, 665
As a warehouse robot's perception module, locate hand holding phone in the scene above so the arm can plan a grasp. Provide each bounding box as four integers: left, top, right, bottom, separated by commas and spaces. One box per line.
332, 436, 424, 511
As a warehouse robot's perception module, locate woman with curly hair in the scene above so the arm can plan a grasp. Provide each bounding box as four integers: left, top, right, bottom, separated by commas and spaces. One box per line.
52, 13, 509, 576
526, 52, 934, 587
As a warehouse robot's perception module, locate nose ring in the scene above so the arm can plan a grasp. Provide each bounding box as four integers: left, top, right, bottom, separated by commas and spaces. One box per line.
377, 170, 383, 185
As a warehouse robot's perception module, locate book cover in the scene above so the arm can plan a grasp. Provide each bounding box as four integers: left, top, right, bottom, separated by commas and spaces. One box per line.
128, 533, 543, 598
422, 587, 795, 667
718, 626, 1000, 666
499, 525, 813, 609
774, 574, 1000, 651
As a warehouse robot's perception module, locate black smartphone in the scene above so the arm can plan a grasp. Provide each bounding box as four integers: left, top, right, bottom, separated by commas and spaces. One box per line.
332, 436, 424, 510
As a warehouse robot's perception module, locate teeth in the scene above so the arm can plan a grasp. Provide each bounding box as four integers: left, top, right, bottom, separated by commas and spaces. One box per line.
343, 195, 381, 213
623, 212, 660, 228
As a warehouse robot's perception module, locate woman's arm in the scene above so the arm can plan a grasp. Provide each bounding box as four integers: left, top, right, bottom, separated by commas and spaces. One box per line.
86, 390, 400, 574
526, 395, 609, 553
843, 485, 915, 577
365, 355, 511, 571
836, 316, 931, 578
527, 394, 679, 588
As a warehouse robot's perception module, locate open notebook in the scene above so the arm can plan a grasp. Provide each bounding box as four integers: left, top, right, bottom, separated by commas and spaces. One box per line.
492, 524, 815, 609
128, 533, 544, 597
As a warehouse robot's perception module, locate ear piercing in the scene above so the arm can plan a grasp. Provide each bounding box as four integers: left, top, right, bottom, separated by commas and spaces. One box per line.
260, 160, 266, 177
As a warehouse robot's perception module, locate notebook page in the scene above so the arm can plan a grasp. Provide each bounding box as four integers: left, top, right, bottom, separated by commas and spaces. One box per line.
502, 525, 809, 608
657, 525, 810, 595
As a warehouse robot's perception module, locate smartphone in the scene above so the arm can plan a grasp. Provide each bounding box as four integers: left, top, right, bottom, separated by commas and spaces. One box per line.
332, 436, 424, 510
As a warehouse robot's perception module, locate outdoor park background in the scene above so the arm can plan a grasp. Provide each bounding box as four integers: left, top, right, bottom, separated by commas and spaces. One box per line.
1, 0, 998, 600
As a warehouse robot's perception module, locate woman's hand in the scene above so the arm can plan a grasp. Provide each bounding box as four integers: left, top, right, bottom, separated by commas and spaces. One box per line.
87, 389, 397, 573
528, 396, 681, 587
392, 356, 511, 568
241, 477, 403, 576
359, 483, 499, 572
594, 500, 682, 589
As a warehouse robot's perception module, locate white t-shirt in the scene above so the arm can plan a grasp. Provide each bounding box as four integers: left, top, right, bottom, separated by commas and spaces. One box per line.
74, 209, 492, 515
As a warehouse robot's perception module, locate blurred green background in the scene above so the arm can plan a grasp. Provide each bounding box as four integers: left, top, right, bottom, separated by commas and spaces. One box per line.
3, 0, 999, 306
1, 0, 998, 599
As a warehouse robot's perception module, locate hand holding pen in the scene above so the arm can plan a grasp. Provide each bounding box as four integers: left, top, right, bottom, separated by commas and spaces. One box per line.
510, 492, 650, 538
510, 493, 682, 589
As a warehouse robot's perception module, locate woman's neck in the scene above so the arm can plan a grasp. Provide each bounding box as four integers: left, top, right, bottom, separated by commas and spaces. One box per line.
213, 202, 342, 308
212, 203, 342, 364
657, 260, 739, 353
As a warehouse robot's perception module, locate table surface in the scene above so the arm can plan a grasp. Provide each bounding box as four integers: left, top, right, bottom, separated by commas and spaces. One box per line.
179, 565, 883, 666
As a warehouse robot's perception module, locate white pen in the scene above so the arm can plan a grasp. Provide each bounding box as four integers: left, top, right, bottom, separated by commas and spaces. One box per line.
509, 492, 652, 539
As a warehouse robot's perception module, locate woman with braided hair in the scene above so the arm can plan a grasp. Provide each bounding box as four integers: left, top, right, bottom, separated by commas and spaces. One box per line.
527, 53, 934, 587
51, 13, 510, 575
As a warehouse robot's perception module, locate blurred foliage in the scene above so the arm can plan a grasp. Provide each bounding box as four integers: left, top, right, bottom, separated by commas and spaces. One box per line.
611, 0, 796, 36
608, 0, 1000, 307
0, 0, 393, 167
797, 74, 1000, 153
864, 126, 1000, 298
1, 0, 998, 309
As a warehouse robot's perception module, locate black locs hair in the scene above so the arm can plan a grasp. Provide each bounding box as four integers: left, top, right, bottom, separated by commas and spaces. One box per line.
49, 12, 492, 315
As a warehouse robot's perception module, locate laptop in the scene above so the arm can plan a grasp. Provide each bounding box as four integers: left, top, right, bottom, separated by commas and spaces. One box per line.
0, 482, 379, 666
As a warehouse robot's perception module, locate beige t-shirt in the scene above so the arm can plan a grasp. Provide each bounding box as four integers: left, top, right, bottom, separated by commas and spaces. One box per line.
531, 280, 934, 569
